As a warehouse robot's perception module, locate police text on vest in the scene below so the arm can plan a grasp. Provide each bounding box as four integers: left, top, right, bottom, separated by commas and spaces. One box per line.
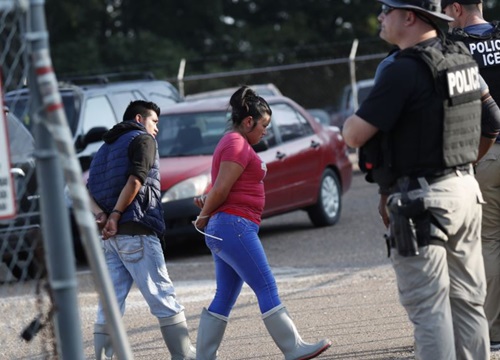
447, 65, 480, 97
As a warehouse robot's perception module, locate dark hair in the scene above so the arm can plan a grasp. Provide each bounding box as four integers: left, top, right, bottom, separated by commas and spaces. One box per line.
229, 86, 272, 129
122, 100, 160, 121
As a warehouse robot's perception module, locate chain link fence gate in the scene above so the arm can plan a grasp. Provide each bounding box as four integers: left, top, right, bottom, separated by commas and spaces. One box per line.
0, 1, 56, 358
0, 0, 132, 358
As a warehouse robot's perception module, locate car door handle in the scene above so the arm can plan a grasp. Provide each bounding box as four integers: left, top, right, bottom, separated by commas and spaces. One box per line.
310, 140, 320, 148
276, 151, 286, 160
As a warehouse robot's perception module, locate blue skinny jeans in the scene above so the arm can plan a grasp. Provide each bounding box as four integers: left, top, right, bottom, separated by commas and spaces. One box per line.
204, 212, 281, 317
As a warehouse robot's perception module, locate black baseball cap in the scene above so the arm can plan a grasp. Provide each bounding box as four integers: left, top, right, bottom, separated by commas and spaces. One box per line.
442, 0, 482, 8
378, 0, 454, 22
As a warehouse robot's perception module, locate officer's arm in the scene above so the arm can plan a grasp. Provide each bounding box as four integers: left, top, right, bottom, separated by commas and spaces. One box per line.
477, 92, 500, 161
342, 114, 379, 148
477, 137, 495, 162
476, 77, 500, 161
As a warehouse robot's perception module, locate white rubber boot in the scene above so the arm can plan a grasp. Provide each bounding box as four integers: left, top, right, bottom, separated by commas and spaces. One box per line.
196, 308, 228, 360
94, 324, 114, 360
159, 311, 196, 359
262, 305, 331, 360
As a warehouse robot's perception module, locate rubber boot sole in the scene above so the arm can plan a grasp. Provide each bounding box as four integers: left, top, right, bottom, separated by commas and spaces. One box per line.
297, 341, 332, 360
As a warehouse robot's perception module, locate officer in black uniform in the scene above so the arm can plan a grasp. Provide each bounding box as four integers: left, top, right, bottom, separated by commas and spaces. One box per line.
343, 0, 489, 359
443, 1, 500, 351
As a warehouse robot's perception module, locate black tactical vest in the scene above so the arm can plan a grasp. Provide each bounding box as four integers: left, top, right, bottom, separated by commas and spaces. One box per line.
449, 23, 500, 102
360, 39, 481, 189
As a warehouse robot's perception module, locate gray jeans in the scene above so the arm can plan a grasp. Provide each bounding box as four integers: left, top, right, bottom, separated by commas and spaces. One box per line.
475, 143, 500, 342
388, 172, 489, 360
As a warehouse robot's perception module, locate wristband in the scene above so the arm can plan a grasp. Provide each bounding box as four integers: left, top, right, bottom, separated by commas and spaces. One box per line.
197, 214, 210, 219
111, 209, 123, 216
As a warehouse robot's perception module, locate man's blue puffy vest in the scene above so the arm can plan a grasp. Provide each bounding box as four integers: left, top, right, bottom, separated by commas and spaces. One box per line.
87, 129, 165, 237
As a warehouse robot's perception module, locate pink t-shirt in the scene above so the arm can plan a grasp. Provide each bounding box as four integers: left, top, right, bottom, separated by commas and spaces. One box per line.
212, 132, 267, 225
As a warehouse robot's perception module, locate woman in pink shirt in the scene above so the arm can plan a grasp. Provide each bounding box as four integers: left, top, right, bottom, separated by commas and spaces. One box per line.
193, 86, 331, 360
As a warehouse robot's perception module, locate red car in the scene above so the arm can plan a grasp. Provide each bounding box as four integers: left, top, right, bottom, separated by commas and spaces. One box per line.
157, 95, 352, 243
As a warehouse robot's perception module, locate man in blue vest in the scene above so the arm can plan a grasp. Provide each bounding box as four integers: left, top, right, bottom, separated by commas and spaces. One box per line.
442, 0, 500, 351
87, 100, 196, 360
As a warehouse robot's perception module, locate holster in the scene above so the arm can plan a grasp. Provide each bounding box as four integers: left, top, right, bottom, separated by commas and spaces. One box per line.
387, 197, 431, 257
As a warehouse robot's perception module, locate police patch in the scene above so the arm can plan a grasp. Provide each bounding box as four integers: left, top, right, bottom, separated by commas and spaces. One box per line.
468, 39, 500, 68
446, 63, 481, 105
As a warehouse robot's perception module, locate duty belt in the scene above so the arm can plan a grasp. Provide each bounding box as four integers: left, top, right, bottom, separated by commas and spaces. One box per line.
392, 165, 472, 192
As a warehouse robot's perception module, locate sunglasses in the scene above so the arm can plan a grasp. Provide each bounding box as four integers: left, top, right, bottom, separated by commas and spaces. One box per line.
381, 4, 396, 15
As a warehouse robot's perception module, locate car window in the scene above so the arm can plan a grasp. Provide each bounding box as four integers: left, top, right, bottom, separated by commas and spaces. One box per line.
271, 103, 314, 143
157, 111, 229, 157
4, 95, 31, 129
110, 91, 140, 118
82, 96, 117, 134
147, 83, 182, 109
61, 92, 80, 135
150, 93, 180, 109
262, 120, 277, 147
4, 91, 80, 136
6, 113, 34, 164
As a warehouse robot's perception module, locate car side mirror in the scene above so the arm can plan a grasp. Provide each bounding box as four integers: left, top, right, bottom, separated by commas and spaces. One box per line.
252, 139, 269, 153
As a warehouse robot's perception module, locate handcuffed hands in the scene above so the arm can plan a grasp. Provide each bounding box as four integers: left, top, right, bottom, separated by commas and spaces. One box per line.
193, 214, 209, 229
101, 212, 120, 239
194, 195, 207, 209
95, 212, 108, 231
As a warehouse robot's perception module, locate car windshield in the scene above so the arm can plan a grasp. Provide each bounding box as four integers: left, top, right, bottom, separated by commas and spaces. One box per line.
157, 111, 230, 157
4, 91, 80, 136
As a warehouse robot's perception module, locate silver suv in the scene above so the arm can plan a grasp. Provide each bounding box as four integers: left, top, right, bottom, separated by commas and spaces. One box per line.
5, 76, 182, 170
331, 78, 375, 129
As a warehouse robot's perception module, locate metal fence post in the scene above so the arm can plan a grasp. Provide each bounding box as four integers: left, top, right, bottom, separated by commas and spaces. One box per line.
177, 58, 186, 98
27, 0, 84, 358
28, 0, 133, 358
348, 38, 360, 111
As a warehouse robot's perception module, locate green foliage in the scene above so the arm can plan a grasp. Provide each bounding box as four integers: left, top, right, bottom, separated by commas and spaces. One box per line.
43, 0, 500, 107
45, 0, 385, 77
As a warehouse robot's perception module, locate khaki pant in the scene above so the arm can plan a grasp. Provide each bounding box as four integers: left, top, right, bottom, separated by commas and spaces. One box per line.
389, 173, 489, 360
476, 143, 500, 342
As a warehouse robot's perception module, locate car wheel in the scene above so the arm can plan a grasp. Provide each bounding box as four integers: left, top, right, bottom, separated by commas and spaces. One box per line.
307, 168, 341, 227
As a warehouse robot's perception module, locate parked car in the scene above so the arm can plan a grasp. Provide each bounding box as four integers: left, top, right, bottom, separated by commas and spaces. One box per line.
4, 75, 183, 171
307, 108, 333, 127
330, 78, 375, 129
0, 108, 44, 281
156, 95, 353, 245
185, 83, 282, 102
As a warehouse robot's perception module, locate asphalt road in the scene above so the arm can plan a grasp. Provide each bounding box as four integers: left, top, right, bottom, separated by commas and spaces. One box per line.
3, 166, 500, 359
80, 169, 416, 360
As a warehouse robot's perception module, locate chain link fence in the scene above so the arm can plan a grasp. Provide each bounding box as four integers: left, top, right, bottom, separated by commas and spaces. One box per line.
170, 38, 388, 133
174, 38, 387, 110
1, 1, 132, 359
0, 1, 57, 358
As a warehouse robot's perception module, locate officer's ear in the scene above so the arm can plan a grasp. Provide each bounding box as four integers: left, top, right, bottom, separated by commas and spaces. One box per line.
400, 10, 412, 26
452, 2, 463, 16
405, 10, 417, 24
